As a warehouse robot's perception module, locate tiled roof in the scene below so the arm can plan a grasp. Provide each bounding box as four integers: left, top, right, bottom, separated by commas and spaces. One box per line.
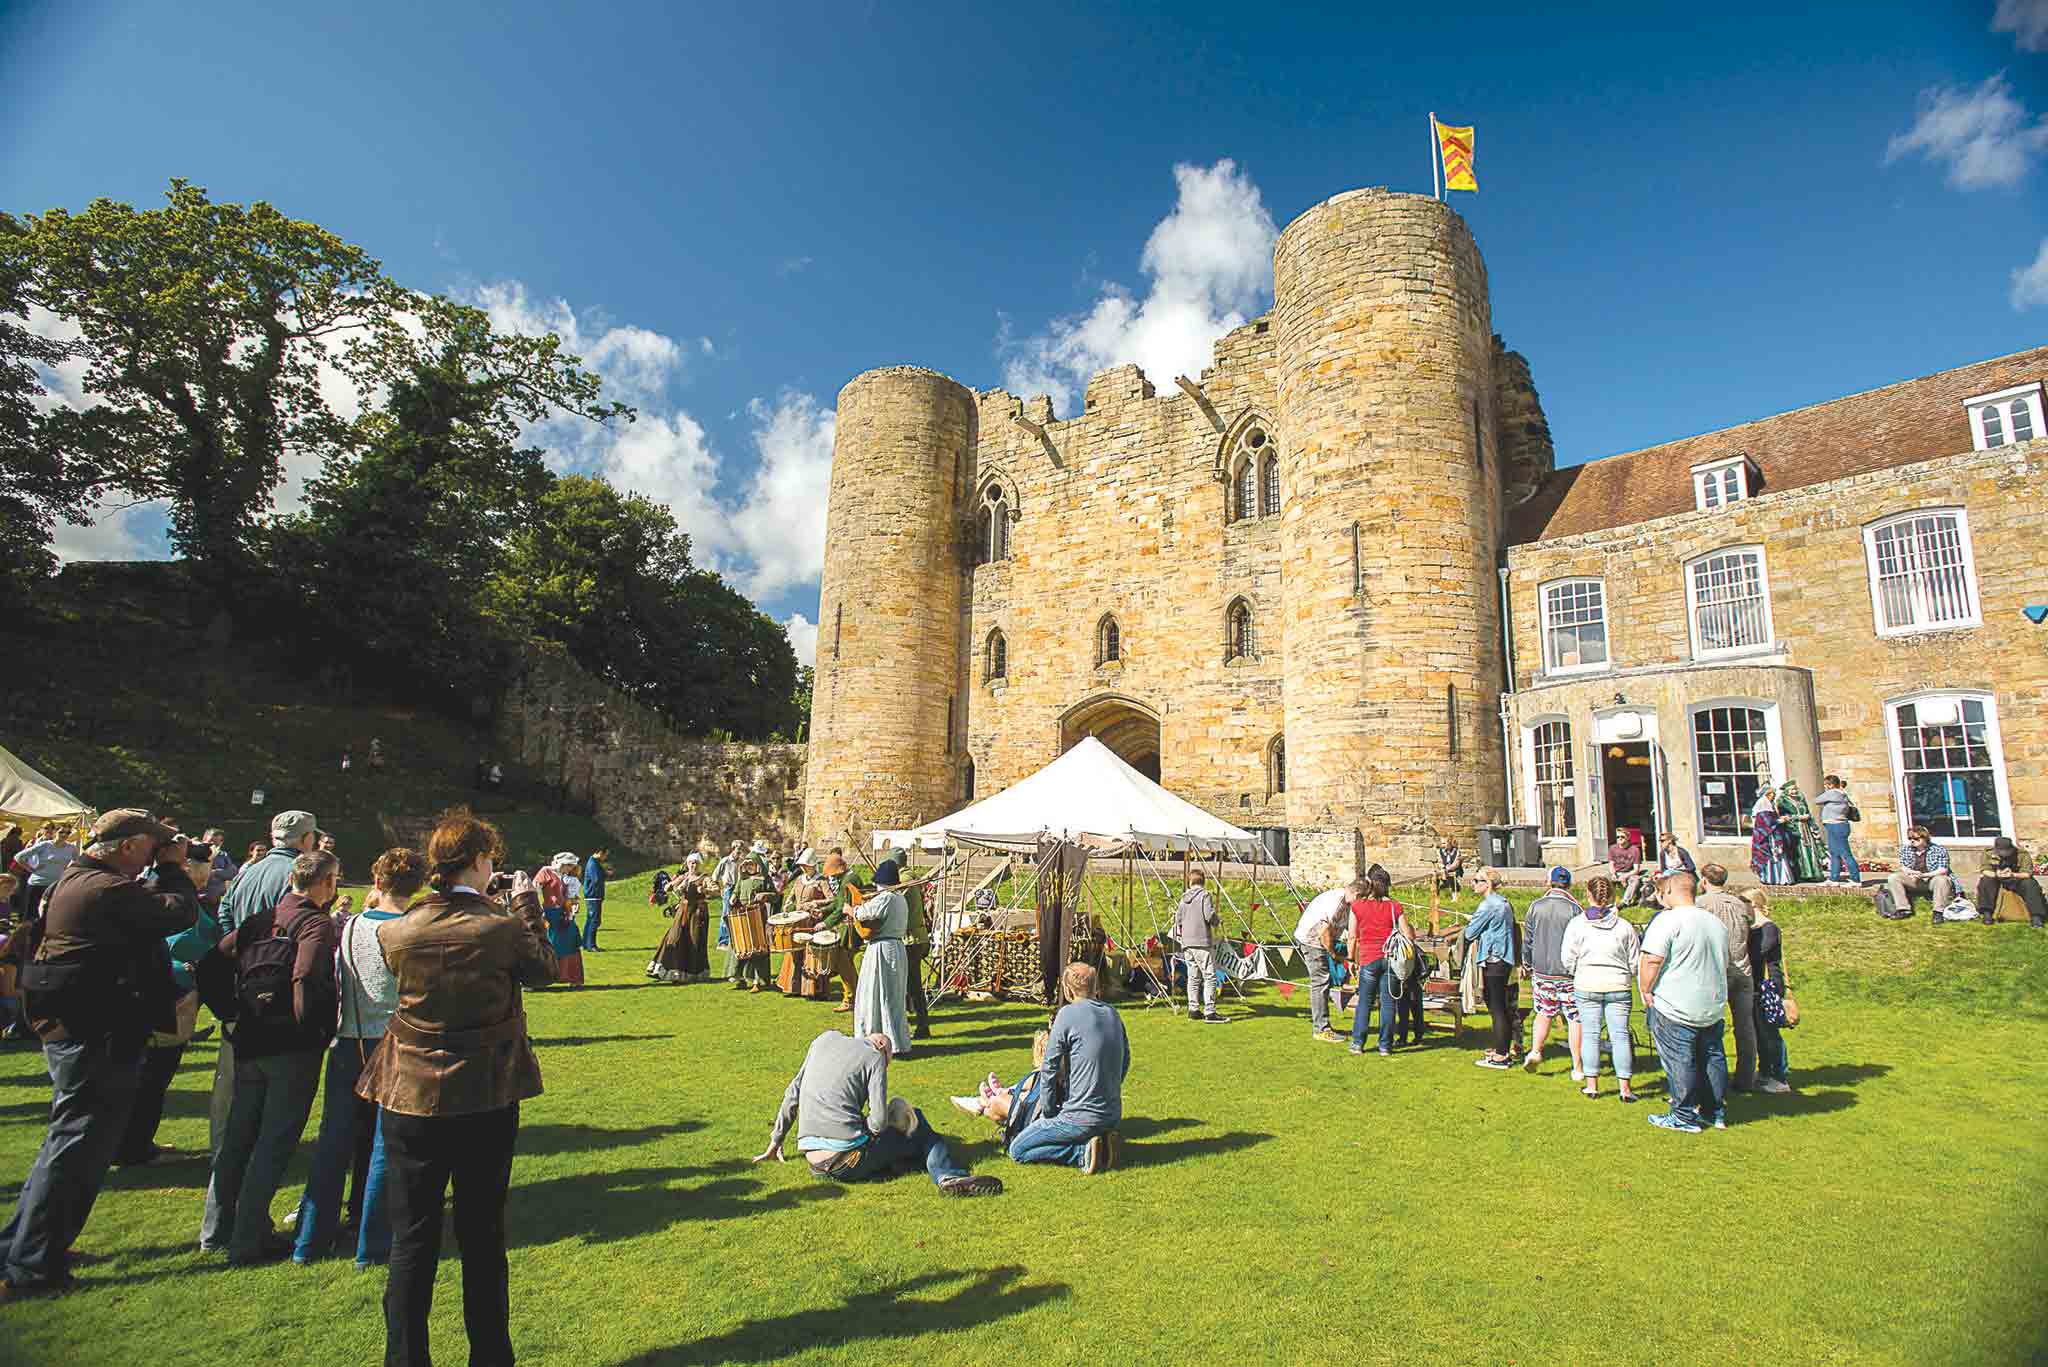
1504, 346, 2048, 545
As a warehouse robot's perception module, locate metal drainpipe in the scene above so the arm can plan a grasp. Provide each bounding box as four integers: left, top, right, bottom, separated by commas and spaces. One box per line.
1498, 565, 1517, 825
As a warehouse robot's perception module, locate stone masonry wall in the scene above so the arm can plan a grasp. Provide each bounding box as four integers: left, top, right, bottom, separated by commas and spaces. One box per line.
1504, 438, 2048, 876
499, 648, 806, 859
1273, 189, 1507, 886
960, 334, 1290, 835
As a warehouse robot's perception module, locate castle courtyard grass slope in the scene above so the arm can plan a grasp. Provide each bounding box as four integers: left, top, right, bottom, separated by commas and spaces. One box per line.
2, 882, 2043, 1366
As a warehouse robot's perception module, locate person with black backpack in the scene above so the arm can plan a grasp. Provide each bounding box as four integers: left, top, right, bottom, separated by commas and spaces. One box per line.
203, 849, 340, 1265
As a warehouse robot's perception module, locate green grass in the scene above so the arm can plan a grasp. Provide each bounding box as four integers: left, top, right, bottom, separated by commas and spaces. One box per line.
3, 875, 2045, 1366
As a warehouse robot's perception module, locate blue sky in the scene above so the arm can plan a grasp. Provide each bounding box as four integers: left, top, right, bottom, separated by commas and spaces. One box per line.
5, 0, 2044, 662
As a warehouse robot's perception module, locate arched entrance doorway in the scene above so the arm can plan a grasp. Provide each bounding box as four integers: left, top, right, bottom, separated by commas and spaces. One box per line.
1059, 693, 1162, 784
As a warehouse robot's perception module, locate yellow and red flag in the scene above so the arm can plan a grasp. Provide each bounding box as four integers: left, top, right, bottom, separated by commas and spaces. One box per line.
1436, 120, 1477, 192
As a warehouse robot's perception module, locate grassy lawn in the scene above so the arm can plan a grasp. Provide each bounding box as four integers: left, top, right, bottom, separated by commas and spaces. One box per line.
3, 875, 2044, 1366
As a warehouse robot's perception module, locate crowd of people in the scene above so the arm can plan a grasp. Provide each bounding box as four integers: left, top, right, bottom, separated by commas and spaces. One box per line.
0, 792, 2041, 1364
1288, 859, 1799, 1130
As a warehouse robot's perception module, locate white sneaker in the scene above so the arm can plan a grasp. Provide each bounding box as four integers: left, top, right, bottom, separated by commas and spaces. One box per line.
949, 1095, 985, 1116
1570, 1070, 1585, 1082
1757, 1078, 1792, 1094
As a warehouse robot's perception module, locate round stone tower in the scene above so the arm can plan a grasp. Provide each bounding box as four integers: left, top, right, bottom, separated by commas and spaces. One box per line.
803, 365, 976, 846
1272, 189, 1505, 885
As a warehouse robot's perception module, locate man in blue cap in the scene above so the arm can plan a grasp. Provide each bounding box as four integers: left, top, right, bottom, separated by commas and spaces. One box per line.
1520, 866, 1584, 1077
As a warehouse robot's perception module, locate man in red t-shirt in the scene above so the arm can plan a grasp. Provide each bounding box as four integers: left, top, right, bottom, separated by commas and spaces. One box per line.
1346, 870, 1411, 1057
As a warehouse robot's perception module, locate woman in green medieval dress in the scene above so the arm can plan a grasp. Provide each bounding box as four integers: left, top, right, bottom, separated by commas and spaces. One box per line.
1776, 778, 1826, 884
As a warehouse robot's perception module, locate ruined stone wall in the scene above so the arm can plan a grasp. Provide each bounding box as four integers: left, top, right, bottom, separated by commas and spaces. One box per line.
1493, 337, 1555, 508
498, 648, 806, 859
1503, 438, 2048, 876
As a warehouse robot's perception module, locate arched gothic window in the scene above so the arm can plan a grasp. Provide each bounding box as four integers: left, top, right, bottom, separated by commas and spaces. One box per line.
1096, 615, 1122, 666
1226, 423, 1280, 523
1226, 599, 1254, 662
1268, 736, 1287, 796
975, 484, 1011, 566
986, 629, 1007, 683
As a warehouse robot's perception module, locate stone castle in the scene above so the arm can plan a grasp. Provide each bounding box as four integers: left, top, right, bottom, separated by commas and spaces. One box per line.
803, 185, 2048, 886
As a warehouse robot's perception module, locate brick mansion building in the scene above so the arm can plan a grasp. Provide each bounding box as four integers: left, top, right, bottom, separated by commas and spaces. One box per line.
802, 186, 2047, 886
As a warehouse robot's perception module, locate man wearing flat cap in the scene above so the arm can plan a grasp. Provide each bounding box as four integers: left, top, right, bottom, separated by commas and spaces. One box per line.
201, 808, 318, 1253
0, 809, 198, 1297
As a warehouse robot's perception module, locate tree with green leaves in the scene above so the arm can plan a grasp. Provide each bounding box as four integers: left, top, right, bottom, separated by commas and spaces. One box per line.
482, 475, 800, 738
0, 213, 91, 599
8, 179, 627, 599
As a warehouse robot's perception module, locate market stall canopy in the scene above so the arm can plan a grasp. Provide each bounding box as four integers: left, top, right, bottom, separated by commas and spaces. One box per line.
0, 744, 93, 829
902, 736, 1261, 856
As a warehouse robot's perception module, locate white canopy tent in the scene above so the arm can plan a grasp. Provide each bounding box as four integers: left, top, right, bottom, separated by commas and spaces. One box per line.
0, 744, 93, 830
899, 735, 1261, 856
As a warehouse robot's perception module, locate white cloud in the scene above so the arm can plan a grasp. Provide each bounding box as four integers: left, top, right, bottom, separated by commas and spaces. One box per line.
778, 256, 814, 276
1000, 159, 1278, 415
49, 498, 166, 562
1994, 0, 2048, 51
783, 612, 817, 667
724, 392, 836, 598
463, 280, 835, 603
1885, 73, 2048, 190
2012, 237, 2048, 310
698, 336, 716, 355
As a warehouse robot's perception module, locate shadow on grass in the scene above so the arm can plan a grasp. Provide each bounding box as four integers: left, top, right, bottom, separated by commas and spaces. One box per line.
1786, 1062, 1890, 1088
614, 1264, 1070, 1365
517, 1119, 705, 1156
900, 1034, 1041, 1063
508, 1162, 843, 1247
529, 1034, 672, 1048
1118, 1130, 1274, 1168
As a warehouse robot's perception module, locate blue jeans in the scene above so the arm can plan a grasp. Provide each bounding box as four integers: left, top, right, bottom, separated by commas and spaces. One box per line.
1649, 1008, 1728, 1127
207, 1049, 322, 1260
820, 1109, 969, 1187
1823, 823, 1860, 883
1574, 989, 1633, 1080
0, 1036, 146, 1286
1007, 1114, 1109, 1170
717, 891, 734, 947
292, 1042, 391, 1263
1349, 960, 1395, 1051
582, 899, 604, 949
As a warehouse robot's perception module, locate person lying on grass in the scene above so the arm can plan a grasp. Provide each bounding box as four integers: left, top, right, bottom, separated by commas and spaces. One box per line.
951, 1029, 1051, 1139
755, 1031, 1001, 1197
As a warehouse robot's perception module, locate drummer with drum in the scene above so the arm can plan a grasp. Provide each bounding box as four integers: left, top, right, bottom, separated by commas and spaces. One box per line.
727, 854, 780, 992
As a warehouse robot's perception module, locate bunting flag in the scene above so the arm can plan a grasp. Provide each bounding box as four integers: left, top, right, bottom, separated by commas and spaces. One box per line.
1436, 120, 1478, 191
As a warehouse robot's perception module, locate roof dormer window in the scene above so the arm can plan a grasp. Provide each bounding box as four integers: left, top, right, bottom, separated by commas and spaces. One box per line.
1965, 382, 2043, 451
1690, 455, 1757, 512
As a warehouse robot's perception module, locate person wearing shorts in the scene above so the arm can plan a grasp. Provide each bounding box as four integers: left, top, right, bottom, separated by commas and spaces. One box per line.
1521, 866, 1584, 1078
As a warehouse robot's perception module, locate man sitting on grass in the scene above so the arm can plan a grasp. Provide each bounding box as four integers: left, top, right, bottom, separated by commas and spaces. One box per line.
755, 1031, 1001, 1196
1008, 963, 1129, 1175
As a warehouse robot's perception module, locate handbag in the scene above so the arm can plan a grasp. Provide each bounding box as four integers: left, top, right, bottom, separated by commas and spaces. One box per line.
1759, 974, 1800, 1029
1845, 803, 1862, 823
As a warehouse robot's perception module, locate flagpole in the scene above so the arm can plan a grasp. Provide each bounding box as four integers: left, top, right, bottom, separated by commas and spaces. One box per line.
1429, 111, 1441, 200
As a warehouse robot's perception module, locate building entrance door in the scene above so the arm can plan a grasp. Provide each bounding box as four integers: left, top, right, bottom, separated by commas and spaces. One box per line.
1058, 694, 1162, 783
1601, 741, 1659, 848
